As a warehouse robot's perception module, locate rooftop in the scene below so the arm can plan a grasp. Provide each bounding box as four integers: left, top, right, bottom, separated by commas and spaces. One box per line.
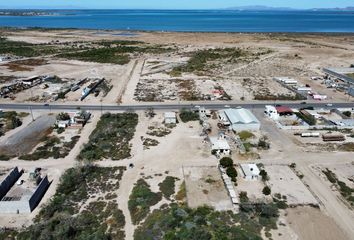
164, 112, 176, 118
240, 164, 260, 177
224, 108, 259, 125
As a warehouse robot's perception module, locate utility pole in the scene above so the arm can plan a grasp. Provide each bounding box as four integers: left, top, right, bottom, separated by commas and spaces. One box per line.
29, 106, 34, 121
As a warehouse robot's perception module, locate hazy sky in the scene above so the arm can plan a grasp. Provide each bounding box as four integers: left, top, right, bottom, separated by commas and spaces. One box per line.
1, 0, 354, 9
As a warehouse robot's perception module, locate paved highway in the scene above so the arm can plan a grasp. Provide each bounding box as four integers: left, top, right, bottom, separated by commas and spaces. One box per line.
0, 101, 353, 111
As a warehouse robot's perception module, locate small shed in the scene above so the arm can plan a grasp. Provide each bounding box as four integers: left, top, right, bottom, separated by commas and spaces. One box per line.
164, 112, 176, 124
240, 164, 260, 181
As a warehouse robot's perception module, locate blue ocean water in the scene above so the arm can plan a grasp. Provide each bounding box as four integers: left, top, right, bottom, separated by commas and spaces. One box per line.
0, 10, 354, 32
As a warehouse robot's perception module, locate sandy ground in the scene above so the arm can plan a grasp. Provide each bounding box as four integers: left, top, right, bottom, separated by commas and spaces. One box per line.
0, 108, 353, 239
286, 206, 349, 240
265, 165, 318, 206
184, 166, 234, 211
1, 30, 354, 105
0, 111, 101, 228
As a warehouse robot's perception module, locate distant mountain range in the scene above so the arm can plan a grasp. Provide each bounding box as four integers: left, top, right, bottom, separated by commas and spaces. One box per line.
224, 5, 354, 11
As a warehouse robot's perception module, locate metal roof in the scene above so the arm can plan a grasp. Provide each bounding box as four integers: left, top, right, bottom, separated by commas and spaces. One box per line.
224, 108, 259, 124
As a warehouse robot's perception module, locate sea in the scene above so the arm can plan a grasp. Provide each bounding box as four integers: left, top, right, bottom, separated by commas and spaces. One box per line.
0, 10, 354, 33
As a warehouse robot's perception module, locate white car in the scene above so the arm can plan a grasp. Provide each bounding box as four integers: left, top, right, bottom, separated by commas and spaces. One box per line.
326, 103, 333, 107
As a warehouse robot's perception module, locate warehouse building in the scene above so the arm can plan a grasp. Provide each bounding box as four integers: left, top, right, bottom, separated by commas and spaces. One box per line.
219, 108, 260, 131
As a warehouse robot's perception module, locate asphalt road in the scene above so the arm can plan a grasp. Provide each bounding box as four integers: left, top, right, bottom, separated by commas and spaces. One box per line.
0, 101, 353, 111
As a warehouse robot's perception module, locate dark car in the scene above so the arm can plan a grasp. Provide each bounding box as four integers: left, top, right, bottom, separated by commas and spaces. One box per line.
300, 101, 307, 105
44, 103, 49, 107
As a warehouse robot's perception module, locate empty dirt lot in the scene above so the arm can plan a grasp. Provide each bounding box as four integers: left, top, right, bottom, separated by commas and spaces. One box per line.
184, 166, 234, 211
265, 165, 318, 206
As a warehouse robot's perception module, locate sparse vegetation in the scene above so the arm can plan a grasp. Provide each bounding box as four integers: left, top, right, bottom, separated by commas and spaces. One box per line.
322, 168, 354, 206
172, 48, 248, 75
78, 112, 138, 161
58, 43, 171, 65
159, 176, 178, 199
296, 111, 316, 126
142, 137, 159, 148
5, 166, 126, 239
134, 205, 263, 240
56, 112, 70, 121
179, 109, 199, 123
238, 131, 255, 141
128, 179, 162, 224
19, 135, 80, 160
146, 126, 171, 137
176, 181, 187, 202
0, 111, 26, 136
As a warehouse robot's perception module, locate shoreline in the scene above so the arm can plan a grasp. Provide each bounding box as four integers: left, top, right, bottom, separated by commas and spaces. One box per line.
1, 27, 354, 35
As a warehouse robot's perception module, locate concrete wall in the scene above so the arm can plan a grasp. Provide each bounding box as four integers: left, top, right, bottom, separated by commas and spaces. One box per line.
0, 167, 22, 200
232, 123, 260, 132
0, 174, 50, 214
29, 176, 50, 212
0, 200, 31, 214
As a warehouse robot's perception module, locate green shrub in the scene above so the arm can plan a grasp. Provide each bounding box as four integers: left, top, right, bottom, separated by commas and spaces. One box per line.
342, 111, 352, 117
238, 131, 254, 141
57, 112, 70, 121
262, 186, 271, 196
226, 166, 238, 182
78, 112, 138, 161
159, 176, 178, 199
322, 168, 337, 184
260, 169, 269, 182
179, 109, 199, 123
219, 157, 233, 168
128, 179, 162, 224
134, 205, 263, 240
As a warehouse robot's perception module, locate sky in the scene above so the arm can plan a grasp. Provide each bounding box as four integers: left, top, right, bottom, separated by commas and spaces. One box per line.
1, 0, 353, 9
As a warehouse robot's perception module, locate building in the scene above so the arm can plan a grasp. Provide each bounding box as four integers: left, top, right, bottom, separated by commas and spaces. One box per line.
274, 77, 298, 85
275, 106, 293, 116
330, 119, 354, 127
219, 107, 260, 131
264, 105, 279, 120
0, 167, 50, 213
297, 87, 312, 93
209, 135, 231, 155
240, 164, 260, 181
312, 94, 327, 100
164, 112, 176, 124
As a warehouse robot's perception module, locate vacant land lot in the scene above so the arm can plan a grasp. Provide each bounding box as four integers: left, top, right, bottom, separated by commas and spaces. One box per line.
286, 206, 348, 240
0, 114, 55, 156
184, 166, 233, 211
265, 165, 318, 206
78, 112, 138, 161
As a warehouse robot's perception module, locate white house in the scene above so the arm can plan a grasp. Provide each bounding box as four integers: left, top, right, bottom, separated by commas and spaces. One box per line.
264, 105, 280, 120
209, 135, 230, 155
273, 77, 298, 85
219, 107, 260, 131
240, 164, 260, 181
164, 112, 176, 124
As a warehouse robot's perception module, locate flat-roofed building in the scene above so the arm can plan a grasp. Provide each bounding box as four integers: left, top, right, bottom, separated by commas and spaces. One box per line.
240, 164, 260, 181
164, 112, 176, 124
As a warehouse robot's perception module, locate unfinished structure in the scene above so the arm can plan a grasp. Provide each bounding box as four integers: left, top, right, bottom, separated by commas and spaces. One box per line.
0, 167, 51, 213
